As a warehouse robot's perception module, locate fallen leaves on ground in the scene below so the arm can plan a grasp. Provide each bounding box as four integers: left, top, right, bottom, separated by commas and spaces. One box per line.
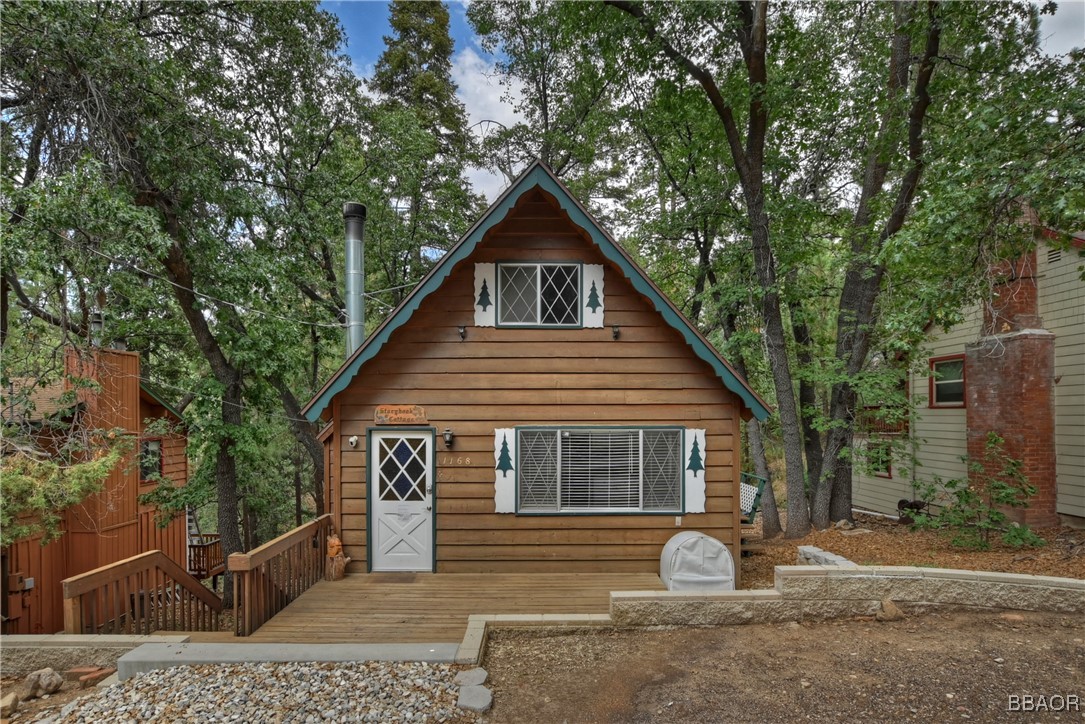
741, 513, 1085, 589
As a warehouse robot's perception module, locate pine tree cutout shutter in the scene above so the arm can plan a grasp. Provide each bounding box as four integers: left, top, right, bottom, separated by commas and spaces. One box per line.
474, 263, 495, 327
494, 428, 515, 513
582, 264, 605, 328
684, 429, 707, 513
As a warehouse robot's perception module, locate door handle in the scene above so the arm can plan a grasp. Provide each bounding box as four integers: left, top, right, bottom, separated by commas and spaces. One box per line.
425, 505, 432, 511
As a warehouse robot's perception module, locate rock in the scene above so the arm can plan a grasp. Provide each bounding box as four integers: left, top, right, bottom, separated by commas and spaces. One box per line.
833, 520, 854, 530
457, 685, 493, 713
1000, 613, 1025, 623
801, 679, 812, 689
839, 528, 874, 536
2, 691, 19, 717
454, 668, 488, 687
24, 667, 64, 699
876, 598, 906, 622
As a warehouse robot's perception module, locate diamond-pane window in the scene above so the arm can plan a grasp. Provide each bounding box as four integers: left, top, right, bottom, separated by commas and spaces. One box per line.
498, 263, 580, 326
516, 428, 683, 513
379, 437, 428, 502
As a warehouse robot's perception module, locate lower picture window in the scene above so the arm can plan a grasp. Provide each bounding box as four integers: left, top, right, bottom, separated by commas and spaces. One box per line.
517, 427, 682, 513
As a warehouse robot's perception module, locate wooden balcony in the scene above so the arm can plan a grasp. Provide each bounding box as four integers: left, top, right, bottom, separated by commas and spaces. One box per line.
188, 534, 225, 582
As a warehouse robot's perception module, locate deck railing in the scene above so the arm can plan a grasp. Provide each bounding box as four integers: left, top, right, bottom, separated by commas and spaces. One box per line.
188, 533, 224, 580
62, 550, 222, 634
229, 514, 333, 636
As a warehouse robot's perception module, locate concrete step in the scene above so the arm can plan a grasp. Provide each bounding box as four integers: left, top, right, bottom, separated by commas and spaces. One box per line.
117, 642, 460, 680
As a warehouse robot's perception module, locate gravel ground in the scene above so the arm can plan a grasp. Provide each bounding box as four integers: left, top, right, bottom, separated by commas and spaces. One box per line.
25, 661, 478, 724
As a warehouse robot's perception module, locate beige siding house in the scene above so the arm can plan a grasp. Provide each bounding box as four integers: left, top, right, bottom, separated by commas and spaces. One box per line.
854, 239, 1084, 527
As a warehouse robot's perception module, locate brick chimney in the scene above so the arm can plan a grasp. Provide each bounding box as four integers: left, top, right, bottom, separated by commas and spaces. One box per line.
965, 248, 1058, 527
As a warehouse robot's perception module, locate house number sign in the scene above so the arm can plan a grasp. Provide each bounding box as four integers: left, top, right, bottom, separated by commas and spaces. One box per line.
374, 405, 428, 425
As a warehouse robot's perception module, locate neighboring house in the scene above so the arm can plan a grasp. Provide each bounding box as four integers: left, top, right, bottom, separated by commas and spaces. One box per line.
854, 236, 1085, 528
303, 162, 770, 580
1, 347, 191, 634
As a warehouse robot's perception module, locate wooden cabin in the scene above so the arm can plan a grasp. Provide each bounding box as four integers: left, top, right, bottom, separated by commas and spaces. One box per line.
303, 162, 770, 580
2, 347, 190, 634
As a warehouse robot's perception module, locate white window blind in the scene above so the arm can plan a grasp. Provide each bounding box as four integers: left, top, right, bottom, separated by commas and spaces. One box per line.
517, 428, 682, 512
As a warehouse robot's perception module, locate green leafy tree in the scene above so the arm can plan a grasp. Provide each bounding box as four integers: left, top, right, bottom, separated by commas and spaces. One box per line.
368, 0, 484, 295
2, 1, 364, 604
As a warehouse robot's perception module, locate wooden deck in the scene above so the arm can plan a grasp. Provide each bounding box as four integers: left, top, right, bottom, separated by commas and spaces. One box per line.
193, 572, 664, 643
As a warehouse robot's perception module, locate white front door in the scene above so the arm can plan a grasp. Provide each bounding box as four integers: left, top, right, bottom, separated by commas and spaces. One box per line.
370, 430, 434, 572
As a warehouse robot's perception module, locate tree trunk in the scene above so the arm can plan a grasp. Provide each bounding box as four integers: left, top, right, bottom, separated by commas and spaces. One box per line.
815, 2, 941, 527
273, 380, 325, 516
786, 287, 824, 504
722, 309, 780, 538
749, 417, 781, 538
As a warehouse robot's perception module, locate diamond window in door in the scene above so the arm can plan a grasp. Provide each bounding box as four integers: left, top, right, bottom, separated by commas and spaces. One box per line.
378, 437, 427, 502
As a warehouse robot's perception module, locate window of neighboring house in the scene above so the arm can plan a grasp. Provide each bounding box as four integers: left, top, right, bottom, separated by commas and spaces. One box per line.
867, 439, 892, 479
517, 427, 682, 513
140, 438, 163, 482
497, 263, 580, 326
929, 355, 966, 407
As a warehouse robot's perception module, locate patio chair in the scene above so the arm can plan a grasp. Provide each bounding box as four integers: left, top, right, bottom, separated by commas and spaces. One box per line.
739, 472, 768, 525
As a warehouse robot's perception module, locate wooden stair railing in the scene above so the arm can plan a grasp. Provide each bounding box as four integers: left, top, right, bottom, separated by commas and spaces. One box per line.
62, 551, 222, 634
229, 514, 333, 636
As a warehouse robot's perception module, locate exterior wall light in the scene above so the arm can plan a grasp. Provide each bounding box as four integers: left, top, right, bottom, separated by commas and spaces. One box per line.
443, 428, 455, 448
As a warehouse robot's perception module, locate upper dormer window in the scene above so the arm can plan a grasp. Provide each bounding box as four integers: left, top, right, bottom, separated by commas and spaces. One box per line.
474, 262, 604, 329
497, 263, 581, 327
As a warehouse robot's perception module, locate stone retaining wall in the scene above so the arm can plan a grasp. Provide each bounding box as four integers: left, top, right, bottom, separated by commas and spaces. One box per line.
609, 566, 1085, 627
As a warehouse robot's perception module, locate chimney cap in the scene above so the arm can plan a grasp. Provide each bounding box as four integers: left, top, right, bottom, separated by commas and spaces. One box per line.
343, 202, 367, 221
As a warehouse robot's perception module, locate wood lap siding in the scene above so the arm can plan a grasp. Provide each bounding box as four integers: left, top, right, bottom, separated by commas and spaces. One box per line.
335, 191, 742, 573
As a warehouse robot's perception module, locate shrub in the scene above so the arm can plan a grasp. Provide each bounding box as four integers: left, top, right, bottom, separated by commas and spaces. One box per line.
912, 432, 1045, 550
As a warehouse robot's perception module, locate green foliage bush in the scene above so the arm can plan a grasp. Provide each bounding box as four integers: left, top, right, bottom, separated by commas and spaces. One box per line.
912, 433, 1045, 550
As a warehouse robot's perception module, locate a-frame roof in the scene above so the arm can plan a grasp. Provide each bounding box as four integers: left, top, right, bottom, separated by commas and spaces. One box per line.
303, 161, 771, 422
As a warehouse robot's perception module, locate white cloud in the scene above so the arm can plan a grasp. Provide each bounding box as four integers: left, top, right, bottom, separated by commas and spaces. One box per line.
452, 46, 525, 202
1040, 1, 1084, 56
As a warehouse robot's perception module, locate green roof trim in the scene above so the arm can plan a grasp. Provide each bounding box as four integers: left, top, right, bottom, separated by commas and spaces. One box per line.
303, 162, 771, 422
139, 383, 184, 422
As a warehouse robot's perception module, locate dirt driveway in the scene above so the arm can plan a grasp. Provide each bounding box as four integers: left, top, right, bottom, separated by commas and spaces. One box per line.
483, 611, 1085, 723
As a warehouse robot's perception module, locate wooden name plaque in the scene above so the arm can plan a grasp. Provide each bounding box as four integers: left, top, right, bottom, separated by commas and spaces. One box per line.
374, 404, 428, 425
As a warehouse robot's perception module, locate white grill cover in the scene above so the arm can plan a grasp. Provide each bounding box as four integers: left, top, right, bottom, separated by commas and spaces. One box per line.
660, 531, 735, 592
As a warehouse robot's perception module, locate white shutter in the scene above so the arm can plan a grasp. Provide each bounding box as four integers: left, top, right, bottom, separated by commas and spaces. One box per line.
582, 264, 605, 328
494, 428, 515, 513
684, 429, 707, 514
474, 263, 496, 327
